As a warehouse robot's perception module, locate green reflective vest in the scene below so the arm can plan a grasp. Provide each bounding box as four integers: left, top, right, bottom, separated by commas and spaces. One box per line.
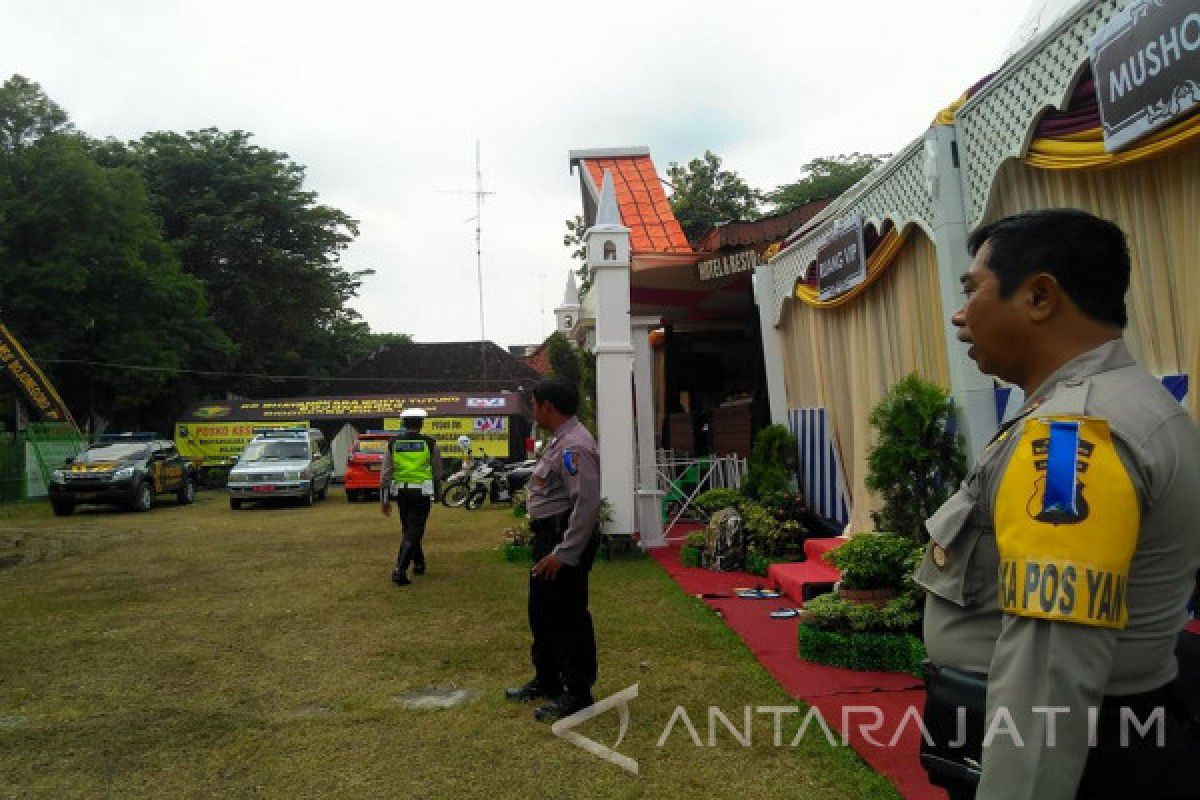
391, 437, 433, 484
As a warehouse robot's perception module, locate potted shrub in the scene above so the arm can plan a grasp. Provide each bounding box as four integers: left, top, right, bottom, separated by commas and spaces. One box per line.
797, 591, 926, 675
865, 373, 967, 545
680, 532, 707, 568
824, 532, 921, 608
740, 424, 797, 501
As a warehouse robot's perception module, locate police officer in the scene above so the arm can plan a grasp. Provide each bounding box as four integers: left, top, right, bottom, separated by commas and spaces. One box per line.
381, 408, 443, 586
504, 378, 602, 722
918, 210, 1200, 799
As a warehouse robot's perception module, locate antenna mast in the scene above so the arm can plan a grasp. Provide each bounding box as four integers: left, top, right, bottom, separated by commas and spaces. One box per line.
472, 141, 493, 388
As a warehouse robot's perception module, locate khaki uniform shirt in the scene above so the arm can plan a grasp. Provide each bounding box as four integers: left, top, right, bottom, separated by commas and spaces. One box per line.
526, 416, 601, 566
917, 339, 1200, 799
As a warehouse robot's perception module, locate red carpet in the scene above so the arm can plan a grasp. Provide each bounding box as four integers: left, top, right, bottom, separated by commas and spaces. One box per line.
767, 536, 843, 604
650, 529, 938, 800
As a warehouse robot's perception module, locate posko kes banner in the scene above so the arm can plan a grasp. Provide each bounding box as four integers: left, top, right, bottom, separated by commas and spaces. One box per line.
175, 421, 308, 465
384, 416, 511, 458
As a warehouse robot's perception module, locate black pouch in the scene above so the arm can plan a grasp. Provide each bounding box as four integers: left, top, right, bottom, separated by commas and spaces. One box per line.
920, 660, 987, 792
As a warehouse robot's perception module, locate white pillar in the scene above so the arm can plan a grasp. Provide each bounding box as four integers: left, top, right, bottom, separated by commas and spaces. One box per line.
587, 171, 637, 538
927, 124, 997, 461
753, 269, 789, 426
632, 315, 665, 547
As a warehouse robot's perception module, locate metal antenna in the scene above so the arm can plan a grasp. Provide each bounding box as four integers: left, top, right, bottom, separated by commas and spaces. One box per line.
444, 141, 496, 387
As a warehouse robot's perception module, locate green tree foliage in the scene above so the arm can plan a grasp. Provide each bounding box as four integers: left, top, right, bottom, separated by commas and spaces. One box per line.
0, 76, 231, 430
98, 128, 374, 397
561, 214, 592, 300
665, 150, 761, 242
543, 331, 581, 386
740, 423, 797, 501
865, 373, 967, 544
764, 153, 888, 213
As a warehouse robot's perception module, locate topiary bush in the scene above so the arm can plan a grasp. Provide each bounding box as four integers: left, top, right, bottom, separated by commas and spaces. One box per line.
798, 625, 926, 676
865, 373, 967, 545
692, 488, 745, 517
823, 532, 922, 590
741, 424, 797, 501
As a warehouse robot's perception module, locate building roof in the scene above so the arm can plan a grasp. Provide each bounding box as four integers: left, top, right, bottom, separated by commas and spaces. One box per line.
572, 151, 692, 255
694, 198, 835, 253
321, 340, 542, 394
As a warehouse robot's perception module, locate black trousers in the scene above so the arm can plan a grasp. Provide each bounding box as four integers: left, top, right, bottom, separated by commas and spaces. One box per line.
926, 665, 1200, 800
393, 489, 431, 572
528, 511, 598, 699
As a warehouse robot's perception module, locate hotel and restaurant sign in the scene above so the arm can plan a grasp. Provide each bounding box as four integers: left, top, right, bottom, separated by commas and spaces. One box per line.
816, 214, 867, 301
1091, 0, 1200, 152
695, 249, 761, 282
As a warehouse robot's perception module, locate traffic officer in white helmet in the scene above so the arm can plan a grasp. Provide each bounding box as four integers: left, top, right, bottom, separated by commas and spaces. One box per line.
380, 407, 443, 586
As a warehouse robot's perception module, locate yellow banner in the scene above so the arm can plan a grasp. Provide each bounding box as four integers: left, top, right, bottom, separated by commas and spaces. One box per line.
174, 421, 308, 466
0, 323, 76, 426
384, 416, 512, 458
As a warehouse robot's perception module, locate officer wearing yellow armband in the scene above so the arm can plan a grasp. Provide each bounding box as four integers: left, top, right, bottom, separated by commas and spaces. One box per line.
381, 408, 442, 586
918, 210, 1200, 800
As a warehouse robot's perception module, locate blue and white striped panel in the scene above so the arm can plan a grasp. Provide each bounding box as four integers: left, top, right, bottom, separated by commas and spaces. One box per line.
787, 408, 851, 526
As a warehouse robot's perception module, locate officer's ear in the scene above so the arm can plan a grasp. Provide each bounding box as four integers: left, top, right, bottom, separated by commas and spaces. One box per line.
1024, 272, 1059, 322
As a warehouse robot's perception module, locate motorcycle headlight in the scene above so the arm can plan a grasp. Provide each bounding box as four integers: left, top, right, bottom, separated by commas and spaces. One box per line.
113, 466, 136, 480
51, 469, 68, 483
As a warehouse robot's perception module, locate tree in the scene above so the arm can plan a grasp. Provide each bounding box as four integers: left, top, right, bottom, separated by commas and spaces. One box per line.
561, 215, 592, 299
102, 128, 376, 397
0, 76, 231, 430
544, 331, 581, 386
664, 150, 761, 243
764, 153, 888, 213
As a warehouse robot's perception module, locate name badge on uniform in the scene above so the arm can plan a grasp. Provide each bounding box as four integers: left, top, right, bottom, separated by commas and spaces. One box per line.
563, 449, 578, 476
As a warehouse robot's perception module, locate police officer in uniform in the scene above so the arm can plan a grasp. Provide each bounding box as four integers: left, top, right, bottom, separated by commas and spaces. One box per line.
381, 408, 443, 586
918, 210, 1200, 799
504, 378, 602, 722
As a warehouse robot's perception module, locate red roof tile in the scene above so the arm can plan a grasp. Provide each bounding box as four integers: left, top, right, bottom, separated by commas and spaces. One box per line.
582, 156, 692, 255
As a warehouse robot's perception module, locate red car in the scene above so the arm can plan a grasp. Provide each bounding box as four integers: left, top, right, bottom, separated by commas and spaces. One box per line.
344, 431, 395, 502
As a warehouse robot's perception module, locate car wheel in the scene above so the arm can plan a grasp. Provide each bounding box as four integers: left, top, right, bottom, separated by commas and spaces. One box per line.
230, 498, 243, 510
442, 483, 469, 508
300, 484, 315, 507
131, 481, 154, 512
51, 500, 75, 516
465, 487, 487, 511
177, 477, 197, 505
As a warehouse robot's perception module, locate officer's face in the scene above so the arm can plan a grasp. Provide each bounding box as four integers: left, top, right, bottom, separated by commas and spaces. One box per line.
952, 241, 1031, 385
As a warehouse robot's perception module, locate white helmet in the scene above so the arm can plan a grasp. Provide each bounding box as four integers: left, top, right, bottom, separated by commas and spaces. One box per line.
399, 408, 428, 419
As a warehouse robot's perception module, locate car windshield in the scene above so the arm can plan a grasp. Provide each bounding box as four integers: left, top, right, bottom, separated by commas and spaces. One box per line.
354, 439, 390, 454
78, 444, 151, 462
240, 441, 310, 461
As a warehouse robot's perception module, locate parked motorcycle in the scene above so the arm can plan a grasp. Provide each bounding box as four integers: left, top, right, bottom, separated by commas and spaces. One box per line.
464, 457, 535, 510
440, 450, 480, 508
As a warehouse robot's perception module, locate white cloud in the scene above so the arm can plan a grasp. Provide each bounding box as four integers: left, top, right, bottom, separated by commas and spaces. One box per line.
3, 0, 1038, 346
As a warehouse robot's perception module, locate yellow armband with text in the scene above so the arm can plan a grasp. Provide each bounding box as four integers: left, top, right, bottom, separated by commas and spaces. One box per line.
994, 416, 1139, 629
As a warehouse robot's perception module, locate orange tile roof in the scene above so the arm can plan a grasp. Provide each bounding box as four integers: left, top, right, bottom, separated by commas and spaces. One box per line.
581, 156, 693, 255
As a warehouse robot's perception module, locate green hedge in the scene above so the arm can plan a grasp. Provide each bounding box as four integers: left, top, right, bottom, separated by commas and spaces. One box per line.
797, 625, 926, 676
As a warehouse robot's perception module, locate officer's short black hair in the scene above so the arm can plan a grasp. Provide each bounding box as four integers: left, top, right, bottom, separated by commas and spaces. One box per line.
531, 378, 579, 416
967, 209, 1130, 328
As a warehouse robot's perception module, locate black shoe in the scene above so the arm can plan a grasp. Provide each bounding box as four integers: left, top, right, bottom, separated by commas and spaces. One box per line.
391, 571, 411, 586
533, 694, 594, 722
413, 562, 426, 576
505, 681, 557, 703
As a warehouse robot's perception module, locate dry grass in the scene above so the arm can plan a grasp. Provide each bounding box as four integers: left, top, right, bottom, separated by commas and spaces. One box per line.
0, 490, 900, 799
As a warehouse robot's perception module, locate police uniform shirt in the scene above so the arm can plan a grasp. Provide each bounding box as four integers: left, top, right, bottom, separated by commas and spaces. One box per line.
917, 338, 1200, 799
526, 416, 601, 566
379, 432, 443, 501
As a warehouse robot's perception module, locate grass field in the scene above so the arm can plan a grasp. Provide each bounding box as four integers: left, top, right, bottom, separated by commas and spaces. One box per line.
0, 488, 900, 799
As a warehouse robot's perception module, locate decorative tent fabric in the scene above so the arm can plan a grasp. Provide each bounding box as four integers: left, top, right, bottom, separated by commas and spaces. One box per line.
1024, 114, 1200, 171
779, 231, 949, 532
792, 227, 910, 309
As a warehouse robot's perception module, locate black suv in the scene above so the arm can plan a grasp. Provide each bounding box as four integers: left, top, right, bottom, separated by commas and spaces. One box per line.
48, 435, 198, 516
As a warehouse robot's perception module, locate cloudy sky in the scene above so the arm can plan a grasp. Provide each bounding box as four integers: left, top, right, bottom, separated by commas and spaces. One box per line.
3, 0, 1064, 348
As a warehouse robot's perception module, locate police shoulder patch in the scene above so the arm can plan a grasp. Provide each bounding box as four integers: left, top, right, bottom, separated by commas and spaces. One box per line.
994, 415, 1139, 629
562, 449, 578, 476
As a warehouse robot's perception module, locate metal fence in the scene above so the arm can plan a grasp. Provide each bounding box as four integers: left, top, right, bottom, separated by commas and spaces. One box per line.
655, 450, 748, 534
